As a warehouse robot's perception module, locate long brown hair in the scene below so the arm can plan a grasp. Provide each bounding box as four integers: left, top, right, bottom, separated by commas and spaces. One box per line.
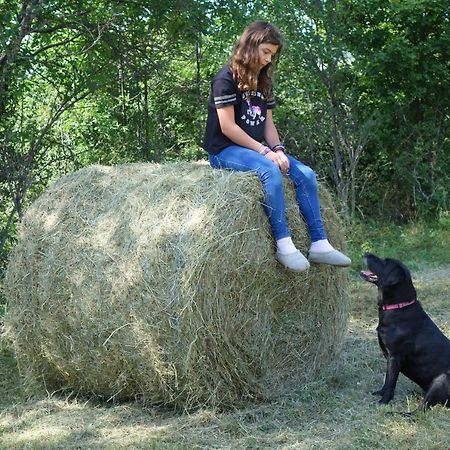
230, 21, 284, 98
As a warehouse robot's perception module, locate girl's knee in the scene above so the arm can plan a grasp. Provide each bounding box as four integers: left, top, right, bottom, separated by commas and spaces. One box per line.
291, 163, 317, 186
257, 164, 283, 192
264, 165, 283, 184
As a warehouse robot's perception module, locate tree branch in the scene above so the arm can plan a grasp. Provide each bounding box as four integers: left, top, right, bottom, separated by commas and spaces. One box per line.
0, 0, 43, 115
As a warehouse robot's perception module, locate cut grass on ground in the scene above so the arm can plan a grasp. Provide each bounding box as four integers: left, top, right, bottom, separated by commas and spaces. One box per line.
1, 263, 450, 449
1, 222, 449, 448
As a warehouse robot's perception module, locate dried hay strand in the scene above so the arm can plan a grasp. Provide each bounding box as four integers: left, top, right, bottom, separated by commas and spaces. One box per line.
3, 162, 350, 410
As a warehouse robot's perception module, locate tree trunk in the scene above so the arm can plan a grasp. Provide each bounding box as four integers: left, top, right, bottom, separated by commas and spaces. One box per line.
0, 0, 42, 116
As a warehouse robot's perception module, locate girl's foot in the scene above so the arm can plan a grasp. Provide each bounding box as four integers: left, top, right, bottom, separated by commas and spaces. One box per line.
276, 237, 310, 272
307, 249, 351, 267
308, 239, 351, 267
276, 250, 310, 272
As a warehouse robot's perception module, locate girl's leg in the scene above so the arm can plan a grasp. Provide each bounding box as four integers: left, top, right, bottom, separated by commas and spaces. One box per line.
285, 154, 351, 266
209, 145, 309, 271
284, 155, 327, 242
209, 145, 290, 240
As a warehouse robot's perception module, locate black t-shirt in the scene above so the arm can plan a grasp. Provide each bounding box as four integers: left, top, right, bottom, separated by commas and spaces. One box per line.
203, 65, 276, 154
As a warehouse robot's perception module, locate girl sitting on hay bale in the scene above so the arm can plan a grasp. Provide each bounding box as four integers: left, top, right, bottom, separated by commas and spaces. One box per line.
203, 21, 351, 272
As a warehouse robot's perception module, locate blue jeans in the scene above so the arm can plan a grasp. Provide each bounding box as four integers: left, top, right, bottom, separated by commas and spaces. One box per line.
208, 145, 327, 242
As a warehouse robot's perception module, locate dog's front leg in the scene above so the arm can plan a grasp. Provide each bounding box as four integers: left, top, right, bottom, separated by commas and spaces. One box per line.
373, 362, 391, 397
378, 355, 400, 404
373, 335, 389, 397
372, 366, 388, 397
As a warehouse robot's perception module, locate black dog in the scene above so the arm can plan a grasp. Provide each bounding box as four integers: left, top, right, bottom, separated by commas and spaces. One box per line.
360, 253, 450, 410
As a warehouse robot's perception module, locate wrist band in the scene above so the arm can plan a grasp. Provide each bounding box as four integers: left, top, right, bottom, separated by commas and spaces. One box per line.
271, 143, 285, 152
258, 144, 271, 155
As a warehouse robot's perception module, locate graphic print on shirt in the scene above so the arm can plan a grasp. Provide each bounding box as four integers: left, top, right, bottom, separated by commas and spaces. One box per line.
241, 92, 266, 127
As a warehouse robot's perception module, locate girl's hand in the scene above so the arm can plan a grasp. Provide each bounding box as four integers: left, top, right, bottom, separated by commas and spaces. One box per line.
266, 150, 290, 173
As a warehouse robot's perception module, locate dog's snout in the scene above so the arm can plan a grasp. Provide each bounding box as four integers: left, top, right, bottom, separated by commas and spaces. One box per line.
362, 252, 374, 266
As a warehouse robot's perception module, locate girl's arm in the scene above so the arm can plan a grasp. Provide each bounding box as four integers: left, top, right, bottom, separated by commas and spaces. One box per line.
263, 109, 282, 149
217, 105, 289, 172
264, 109, 290, 172
217, 105, 265, 152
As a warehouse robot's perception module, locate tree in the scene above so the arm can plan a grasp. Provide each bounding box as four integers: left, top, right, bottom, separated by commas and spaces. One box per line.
0, 0, 110, 259
268, 0, 375, 217
341, 0, 450, 218
0, 0, 235, 263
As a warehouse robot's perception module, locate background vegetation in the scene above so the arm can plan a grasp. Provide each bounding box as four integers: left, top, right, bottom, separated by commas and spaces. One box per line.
1, 0, 449, 271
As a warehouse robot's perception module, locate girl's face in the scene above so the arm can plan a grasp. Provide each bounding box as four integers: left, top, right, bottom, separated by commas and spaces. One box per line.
257, 43, 279, 71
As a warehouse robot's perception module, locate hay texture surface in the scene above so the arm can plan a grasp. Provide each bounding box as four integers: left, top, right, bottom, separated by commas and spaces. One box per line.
4, 162, 349, 409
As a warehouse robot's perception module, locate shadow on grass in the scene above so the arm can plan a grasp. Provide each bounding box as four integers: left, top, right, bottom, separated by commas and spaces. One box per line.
0, 346, 24, 408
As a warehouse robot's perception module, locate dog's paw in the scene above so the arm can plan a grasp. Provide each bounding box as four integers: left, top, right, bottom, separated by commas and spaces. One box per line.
379, 396, 394, 405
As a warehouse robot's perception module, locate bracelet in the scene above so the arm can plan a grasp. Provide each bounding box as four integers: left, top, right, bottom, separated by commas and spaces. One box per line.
258, 144, 271, 155
271, 143, 285, 152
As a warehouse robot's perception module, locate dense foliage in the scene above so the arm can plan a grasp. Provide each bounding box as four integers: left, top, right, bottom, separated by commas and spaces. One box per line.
1, 0, 449, 268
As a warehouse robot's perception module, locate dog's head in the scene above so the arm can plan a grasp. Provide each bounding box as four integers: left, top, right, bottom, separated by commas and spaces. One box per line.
360, 253, 416, 307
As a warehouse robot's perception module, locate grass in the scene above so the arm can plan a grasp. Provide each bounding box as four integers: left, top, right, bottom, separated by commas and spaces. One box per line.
1, 221, 450, 449
347, 218, 450, 272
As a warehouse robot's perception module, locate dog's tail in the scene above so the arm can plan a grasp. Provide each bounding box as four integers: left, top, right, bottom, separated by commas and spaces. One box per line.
386, 407, 422, 419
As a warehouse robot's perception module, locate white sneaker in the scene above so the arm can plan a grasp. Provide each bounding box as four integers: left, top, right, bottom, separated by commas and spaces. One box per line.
276, 250, 310, 272
308, 249, 351, 267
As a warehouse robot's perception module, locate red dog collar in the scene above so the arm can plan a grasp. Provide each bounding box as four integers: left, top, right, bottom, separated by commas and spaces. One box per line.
382, 300, 416, 311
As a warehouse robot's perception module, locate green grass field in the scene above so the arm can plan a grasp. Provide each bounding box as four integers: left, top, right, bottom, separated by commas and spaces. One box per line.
1, 221, 449, 449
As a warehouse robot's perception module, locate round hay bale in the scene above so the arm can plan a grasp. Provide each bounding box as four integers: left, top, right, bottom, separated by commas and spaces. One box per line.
3, 162, 349, 409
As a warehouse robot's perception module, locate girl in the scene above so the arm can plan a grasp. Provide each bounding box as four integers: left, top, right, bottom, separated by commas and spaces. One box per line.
203, 21, 351, 272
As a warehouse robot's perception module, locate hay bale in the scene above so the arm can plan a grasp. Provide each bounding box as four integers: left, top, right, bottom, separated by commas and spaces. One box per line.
3, 162, 349, 409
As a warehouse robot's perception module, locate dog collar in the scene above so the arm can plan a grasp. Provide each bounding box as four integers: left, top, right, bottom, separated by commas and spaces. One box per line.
382, 300, 416, 311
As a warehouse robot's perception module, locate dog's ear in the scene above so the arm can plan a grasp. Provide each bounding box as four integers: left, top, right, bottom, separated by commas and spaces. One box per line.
383, 260, 409, 286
